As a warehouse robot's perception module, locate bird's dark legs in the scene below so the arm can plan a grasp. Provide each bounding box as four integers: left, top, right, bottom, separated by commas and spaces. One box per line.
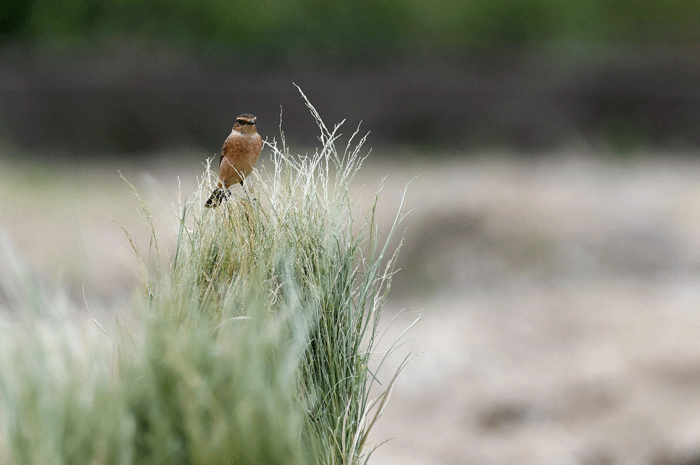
204, 187, 231, 208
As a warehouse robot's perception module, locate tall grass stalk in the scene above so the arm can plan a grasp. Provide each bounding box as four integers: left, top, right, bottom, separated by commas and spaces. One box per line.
0, 89, 413, 465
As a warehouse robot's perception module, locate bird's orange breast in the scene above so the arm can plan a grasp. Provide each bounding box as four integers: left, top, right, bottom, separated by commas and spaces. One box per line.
219, 132, 262, 188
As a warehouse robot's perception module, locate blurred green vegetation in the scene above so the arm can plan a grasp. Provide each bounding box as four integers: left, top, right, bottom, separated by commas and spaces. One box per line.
3, 0, 698, 62
2, 0, 699, 154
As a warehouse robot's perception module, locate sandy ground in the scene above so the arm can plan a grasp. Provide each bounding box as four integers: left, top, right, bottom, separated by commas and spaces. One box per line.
3, 151, 700, 465
368, 154, 700, 465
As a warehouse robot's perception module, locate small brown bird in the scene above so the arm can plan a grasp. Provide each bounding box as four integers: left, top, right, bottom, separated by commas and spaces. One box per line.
205, 113, 262, 208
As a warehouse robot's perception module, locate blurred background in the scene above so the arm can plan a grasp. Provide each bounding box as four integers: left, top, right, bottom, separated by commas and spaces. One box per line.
3, 1, 700, 464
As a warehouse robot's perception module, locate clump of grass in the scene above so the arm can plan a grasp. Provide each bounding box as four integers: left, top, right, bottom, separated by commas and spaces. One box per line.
0, 88, 414, 465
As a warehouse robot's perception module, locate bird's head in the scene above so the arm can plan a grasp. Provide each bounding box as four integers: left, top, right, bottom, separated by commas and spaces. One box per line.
233, 114, 258, 135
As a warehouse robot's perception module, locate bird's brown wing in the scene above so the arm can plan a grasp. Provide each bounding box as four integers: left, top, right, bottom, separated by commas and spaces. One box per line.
218, 136, 229, 171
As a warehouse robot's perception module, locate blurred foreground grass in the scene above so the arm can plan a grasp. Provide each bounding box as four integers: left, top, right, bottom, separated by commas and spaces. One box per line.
0, 94, 413, 464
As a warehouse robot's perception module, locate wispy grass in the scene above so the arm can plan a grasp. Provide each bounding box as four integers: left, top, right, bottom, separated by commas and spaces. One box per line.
0, 88, 414, 465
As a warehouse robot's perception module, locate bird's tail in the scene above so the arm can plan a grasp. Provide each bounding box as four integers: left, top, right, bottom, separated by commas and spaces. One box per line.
204, 188, 230, 208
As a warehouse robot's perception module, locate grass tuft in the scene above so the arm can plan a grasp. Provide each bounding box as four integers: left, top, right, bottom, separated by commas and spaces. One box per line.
0, 89, 414, 465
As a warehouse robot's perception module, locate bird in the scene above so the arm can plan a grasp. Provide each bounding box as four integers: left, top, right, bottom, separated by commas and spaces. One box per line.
205, 113, 262, 208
